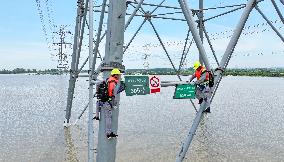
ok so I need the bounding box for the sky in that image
[0,0,283,70]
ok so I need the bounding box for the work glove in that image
[108,96,115,101]
[187,81,195,85]
[186,80,195,85]
[121,76,125,82]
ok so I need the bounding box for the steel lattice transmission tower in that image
[64,0,284,162]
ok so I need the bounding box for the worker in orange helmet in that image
[189,61,211,113]
[94,68,125,139]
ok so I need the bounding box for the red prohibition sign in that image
[150,76,160,87]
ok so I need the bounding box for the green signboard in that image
[173,84,196,99]
[125,75,150,96]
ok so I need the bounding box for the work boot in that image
[93,116,100,120]
[198,98,203,104]
[110,132,118,138]
[204,107,211,113]
[106,134,112,139]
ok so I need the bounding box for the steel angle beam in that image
[211,0,257,99]
[179,0,211,71]
[255,6,284,43]
[96,0,126,161]
[271,0,284,24]
[65,0,85,124]
[176,0,257,161]
[87,0,95,160]
[125,0,145,29]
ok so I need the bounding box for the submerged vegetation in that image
[1,68,284,77]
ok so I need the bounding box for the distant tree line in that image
[224,68,284,77]
[126,68,284,77]
[0,68,67,75]
[1,68,284,77]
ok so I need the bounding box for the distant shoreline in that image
[1,68,284,77]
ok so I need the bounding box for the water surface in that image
[0,74,283,162]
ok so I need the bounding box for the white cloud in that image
[0,42,56,70]
[122,23,284,69]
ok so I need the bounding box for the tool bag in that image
[208,71,214,87]
[96,81,110,102]
[201,70,215,87]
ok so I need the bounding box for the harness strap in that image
[200,80,209,85]
[107,101,113,109]
[200,70,210,81]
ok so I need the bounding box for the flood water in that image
[0,74,284,162]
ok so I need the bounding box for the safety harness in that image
[195,66,214,87]
[96,77,118,108]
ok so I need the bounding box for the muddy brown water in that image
[0,74,283,162]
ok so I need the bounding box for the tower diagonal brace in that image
[203,26,220,66]
[123,19,147,53]
[211,0,259,100]
[125,0,145,29]
[75,0,89,72]
[179,0,211,71]
[148,19,182,81]
[181,38,194,68]
[271,0,284,24]
[148,19,198,111]
[178,29,191,74]
[65,0,86,124]
[124,0,166,54]
[209,0,265,101]
[255,5,284,43]
[87,0,95,160]
[91,0,108,75]
[176,0,257,161]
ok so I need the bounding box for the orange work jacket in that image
[107,76,119,97]
[195,66,209,81]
